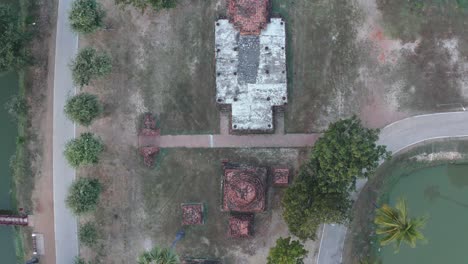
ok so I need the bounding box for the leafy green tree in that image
[71,47,112,87]
[66,178,102,215]
[267,237,308,264]
[64,132,104,168]
[0,4,29,71]
[282,168,351,240]
[69,0,105,34]
[312,115,390,193]
[64,93,102,126]
[375,198,426,252]
[79,222,99,247]
[137,246,179,264]
[115,0,176,11]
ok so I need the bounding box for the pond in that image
[0,71,20,263]
[378,164,468,263]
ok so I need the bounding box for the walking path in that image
[317,111,468,264]
[52,0,79,262]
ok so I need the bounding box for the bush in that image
[69,0,105,34]
[267,237,308,264]
[66,178,102,214]
[115,0,176,11]
[4,95,28,120]
[0,4,29,71]
[78,222,99,247]
[71,47,112,87]
[64,132,104,168]
[74,256,92,264]
[64,93,102,126]
[137,246,179,264]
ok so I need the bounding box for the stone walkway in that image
[156,112,318,148]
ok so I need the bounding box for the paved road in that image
[317,111,468,264]
[52,0,79,262]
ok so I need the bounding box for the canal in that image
[0,71,20,263]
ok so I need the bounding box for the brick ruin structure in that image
[181,203,204,226]
[222,163,267,213]
[272,167,289,187]
[216,0,287,133]
[228,214,254,238]
[138,113,160,167]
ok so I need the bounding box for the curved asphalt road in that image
[317,111,468,264]
[52,0,79,262]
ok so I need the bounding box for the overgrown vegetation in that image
[69,0,105,34]
[0,4,29,71]
[64,132,104,168]
[115,0,176,12]
[71,47,112,87]
[374,198,426,252]
[282,116,389,240]
[137,246,180,264]
[78,222,99,247]
[64,93,103,126]
[66,178,102,215]
[267,237,308,264]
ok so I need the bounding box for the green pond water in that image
[0,71,20,263]
[379,164,468,264]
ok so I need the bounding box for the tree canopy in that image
[375,198,426,252]
[66,178,102,215]
[64,93,102,126]
[312,115,390,193]
[282,168,351,240]
[267,237,308,264]
[137,246,179,264]
[0,4,29,71]
[64,132,104,168]
[114,0,176,12]
[282,116,389,240]
[69,0,105,34]
[71,47,112,87]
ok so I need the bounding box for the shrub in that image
[74,256,92,264]
[267,237,308,264]
[78,222,99,247]
[69,0,105,34]
[0,4,29,71]
[64,132,104,168]
[64,93,102,126]
[137,246,179,264]
[4,95,28,120]
[66,178,102,215]
[71,47,112,87]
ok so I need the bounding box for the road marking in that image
[316,224,326,264]
[210,135,214,148]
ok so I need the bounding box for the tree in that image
[4,95,28,120]
[267,237,308,264]
[137,246,179,264]
[311,115,390,193]
[66,178,102,215]
[282,168,352,240]
[115,0,176,12]
[0,4,29,71]
[374,198,426,252]
[64,93,102,126]
[78,222,99,247]
[71,47,112,87]
[64,132,104,168]
[69,0,105,34]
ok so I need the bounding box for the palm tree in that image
[374,198,427,252]
[137,246,180,264]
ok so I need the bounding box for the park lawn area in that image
[80,148,319,263]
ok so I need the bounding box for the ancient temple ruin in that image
[215,0,287,133]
